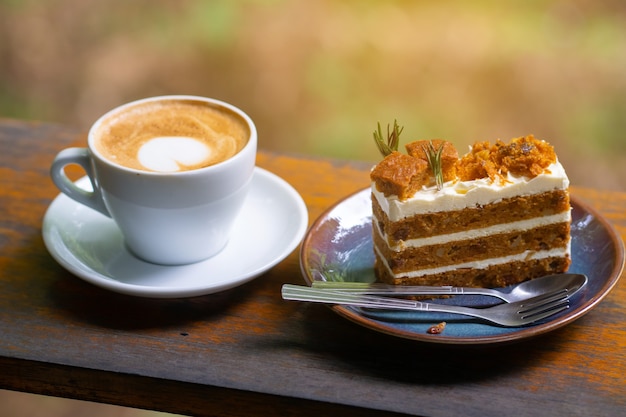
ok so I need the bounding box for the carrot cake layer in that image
[373,189,570,244]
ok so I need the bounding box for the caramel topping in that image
[372,134,559,199]
[457,135,556,181]
[493,135,557,178]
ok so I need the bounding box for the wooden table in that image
[1,118,625,417]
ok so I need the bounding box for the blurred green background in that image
[1,0,625,191]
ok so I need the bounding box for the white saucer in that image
[42,167,308,298]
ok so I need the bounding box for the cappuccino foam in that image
[94,100,249,172]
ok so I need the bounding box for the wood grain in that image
[1,119,624,417]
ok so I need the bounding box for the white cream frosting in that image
[372,161,569,222]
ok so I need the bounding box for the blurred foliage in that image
[1,0,625,190]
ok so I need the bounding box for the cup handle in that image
[50,148,111,217]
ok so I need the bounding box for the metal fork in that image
[281,284,571,326]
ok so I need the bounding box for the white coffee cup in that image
[50,95,257,265]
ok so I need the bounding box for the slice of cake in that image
[370,131,571,288]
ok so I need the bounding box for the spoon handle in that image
[310,281,505,300]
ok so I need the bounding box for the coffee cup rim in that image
[87,95,257,176]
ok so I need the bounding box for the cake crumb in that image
[427,322,446,334]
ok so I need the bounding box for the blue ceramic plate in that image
[299,189,624,344]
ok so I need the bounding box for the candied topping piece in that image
[494,135,557,178]
[456,135,557,181]
[406,139,459,183]
[456,141,500,181]
[370,152,429,200]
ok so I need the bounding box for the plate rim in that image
[299,188,625,345]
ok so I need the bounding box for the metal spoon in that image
[310,273,588,303]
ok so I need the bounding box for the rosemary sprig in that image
[422,141,445,191]
[373,120,403,157]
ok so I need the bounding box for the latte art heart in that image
[138,137,212,172]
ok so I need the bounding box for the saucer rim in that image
[42,167,308,298]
